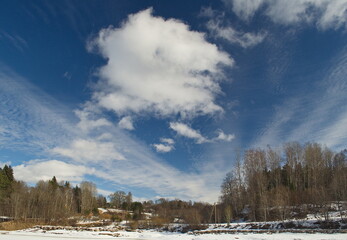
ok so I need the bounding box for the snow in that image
[1,228,347,240]
[1,211,347,240]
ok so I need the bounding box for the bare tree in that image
[80,181,97,215]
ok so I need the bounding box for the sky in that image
[1,0,347,203]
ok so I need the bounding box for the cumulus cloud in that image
[52,138,125,162]
[118,116,134,130]
[170,122,208,144]
[225,0,347,29]
[206,19,266,48]
[153,138,175,153]
[0,12,235,203]
[13,160,90,183]
[0,66,233,203]
[88,8,232,119]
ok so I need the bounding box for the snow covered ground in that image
[1,228,347,240]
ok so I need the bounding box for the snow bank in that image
[1,228,347,240]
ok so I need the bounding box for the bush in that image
[128,220,139,230]
[50,218,77,226]
[111,215,122,222]
[92,208,99,216]
[319,220,340,229]
[150,217,170,228]
[181,224,208,233]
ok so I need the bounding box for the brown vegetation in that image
[220,142,347,222]
[0,220,40,231]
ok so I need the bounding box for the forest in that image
[220,142,347,222]
[0,165,214,225]
[0,142,346,225]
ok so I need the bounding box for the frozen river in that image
[1,230,347,240]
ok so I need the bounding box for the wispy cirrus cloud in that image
[200,7,266,48]
[223,0,264,21]
[0,63,230,202]
[0,65,76,153]
[252,45,347,150]
[0,8,238,203]
[224,0,347,30]
[207,21,266,48]
[0,31,28,52]
[52,138,126,163]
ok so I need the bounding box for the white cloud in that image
[88,8,232,119]
[13,160,90,183]
[96,133,113,140]
[319,0,347,29]
[225,0,347,29]
[153,143,174,153]
[169,122,235,144]
[224,0,264,21]
[215,130,235,142]
[160,138,175,145]
[118,116,134,130]
[97,188,113,197]
[206,19,266,48]
[76,109,112,133]
[0,14,234,203]
[152,138,175,153]
[0,161,11,168]
[52,138,125,162]
[170,122,208,144]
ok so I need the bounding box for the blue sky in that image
[1,0,347,202]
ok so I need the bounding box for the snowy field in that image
[1,229,347,240]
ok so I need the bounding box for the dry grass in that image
[0,221,37,231]
[99,213,112,219]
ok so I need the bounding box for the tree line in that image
[0,166,220,226]
[0,168,108,222]
[220,142,347,222]
[0,167,214,224]
[2,141,345,225]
